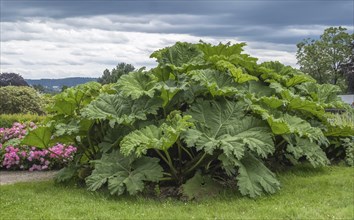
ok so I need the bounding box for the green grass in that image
[1,165,353,219]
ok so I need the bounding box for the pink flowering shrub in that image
[0,122,77,171]
[0,122,36,142]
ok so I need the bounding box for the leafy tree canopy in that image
[32,84,46,93]
[97,63,135,85]
[296,26,354,92]
[0,73,29,87]
[340,41,354,94]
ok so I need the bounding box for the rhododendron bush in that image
[0,122,76,171]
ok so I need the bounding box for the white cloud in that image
[0,15,311,79]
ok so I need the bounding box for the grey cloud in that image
[82,58,121,66]
[1,0,352,45]
[1,21,130,44]
[61,60,83,66]
[70,51,98,57]
[5,15,350,45]
[245,41,296,53]
[20,59,82,66]
[20,59,61,65]
[135,60,155,68]
[2,1,352,26]
[1,50,24,55]
[0,61,13,65]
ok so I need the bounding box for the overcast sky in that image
[1,0,353,79]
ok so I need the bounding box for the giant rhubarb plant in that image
[22,42,354,199]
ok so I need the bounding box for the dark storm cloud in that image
[2,1,352,26]
[1,0,352,24]
[1,0,352,44]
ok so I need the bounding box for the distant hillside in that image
[25,77,98,91]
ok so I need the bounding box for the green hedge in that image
[0,114,47,128]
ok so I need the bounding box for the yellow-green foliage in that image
[0,114,47,128]
[0,86,45,115]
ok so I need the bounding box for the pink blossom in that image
[1,122,77,171]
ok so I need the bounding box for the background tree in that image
[32,84,46,93]
[296,26,354,92]
[0,73,29,87]
[97,63,135,84]
[61,85,68,92]
[340,41,354,94]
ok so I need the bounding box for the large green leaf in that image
[219,152,280,198]
[81,94,162,127]
[283,114,327,144]
[55,165,79,183]
[259,61,316,88]
[266,115,292,135]
[260,96,284,109]
[21,126,54,149]
[188,69,240,96]
[53,119,93,137]
[183,99,274,159]
[260,61,293,75]
[284,136,329,167]
[246,81,275,98]
[236,152,280,197]
[259,61,299,85]
[54,121,80,137]
[116,70,159,100]
[49,100,76,116]
[248,104,290,135]
[159,74,189,107]
[48,82,102,116]
[86,151,163,196]
[259,62,289,83]
[281,90,325,118]
[181,171,222,200]
[120,111,193,156]
[296,83,342,104]
[98,125,133,153]
[249,104,327,144]
[150,42,204,71]
[245,93,284,110]
[285,74,316,87]
[197,42,246,58]
[215,60,258,83]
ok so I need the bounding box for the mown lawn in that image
[0,165,353,219]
